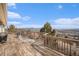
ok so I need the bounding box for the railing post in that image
[72,42,76,56]
[76,41,79,56]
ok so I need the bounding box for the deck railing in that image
[18,31,79,56]
[43,35,79,56]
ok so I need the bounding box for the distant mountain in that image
[56,29,79,36]
[16,28,79,33]
[16,28,41,32]
[56,29,79,32]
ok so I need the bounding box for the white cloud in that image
[16,24,43,28]
[8,3,16,9]
[8,21,21,25]
[55,18,72,25]
[22,16,31,21]
[8,11,31,27]
[58,5,63,9]
[8,11,31,21]
[52,17,79,29]
[52,24,79,29]
[8,11,21,19]
[54,17,79,25]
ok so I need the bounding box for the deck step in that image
[32,44,65,56]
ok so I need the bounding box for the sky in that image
[8,3,79,29]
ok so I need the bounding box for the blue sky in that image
[8,3,79,29]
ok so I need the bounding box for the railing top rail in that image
[44,35,79,42]
[55,37,79,42]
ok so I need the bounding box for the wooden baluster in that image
[59,40,60,52]
[45,37,47,46]
[49,38,51,48]
[44,36,45,46]
[48,38,50,48]
[69,43,72,56]
[67,41,69,55]
[60,40,62,52]
[64,41,66,54]
[56,39,58,50]
[57,40,59,50]
[53,39,55,49]
[57,40,58,50]
[50,39,51,48]
[45,36,46,46]
[44,39,45,46]
[60,40,61,51]
[51,39,53,49]
[47,37,48,47]
[56,39,57,50]
[61,40,63,51]
[54,39,56,49]
[51,39,53,48]
[48,37,49,47]
[65,41,67,55]
[62,40,64,52]
[50,38,52,49]
[45,38,46,46]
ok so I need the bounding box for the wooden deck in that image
[0,34,66,56]
[0,34,42,56]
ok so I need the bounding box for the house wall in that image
[0,3,7,25]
